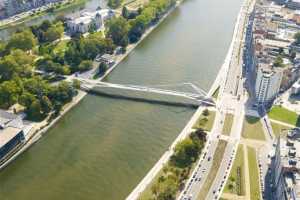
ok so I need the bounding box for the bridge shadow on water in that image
[88,89,200,109]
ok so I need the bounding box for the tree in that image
[78,60,93,72]
[50,81,75,104]
[10,49,34,77]
[43,22,64,43]
[203,109,209,116]
[106,17,129,47]
[40,95,53,114]
[0,40,6,56]
[6,30,37,51]
[122,6,129,19]
[171,138,200,168]
[72,79,81,89]
[0,55,19,81]
[98,62,108,74]
[108,0,122,9]
[28,99,42,120]
[273,56,284,67]
[0,80,21,108]
[19,91,36,108]
[0,50,34,81]
[228,183,234,192]
[157,178,177,200]
[294,32,300,45]
[31,20,64,43]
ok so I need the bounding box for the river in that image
[0,0,243,199]
[0,0,106,40]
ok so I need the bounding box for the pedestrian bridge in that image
[78,78,215,106]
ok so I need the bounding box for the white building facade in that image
[66,9,114,34]
[255,65,283,105]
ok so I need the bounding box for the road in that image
[178,0,255,199]
[0,0,73,27]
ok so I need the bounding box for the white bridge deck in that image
[78,78,215,106]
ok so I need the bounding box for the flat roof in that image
[0,127,22,148]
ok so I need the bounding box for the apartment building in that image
[255,64,283,104]
[0,0,63,18]
[271,132,300,200]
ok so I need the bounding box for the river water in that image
[0,0,243,199]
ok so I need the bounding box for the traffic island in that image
[196,140,228,200]
[247,146,261,200]
[222,114,234,136]
[223,144,245,196]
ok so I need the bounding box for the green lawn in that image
[193,110,216,132]
[247,147,261,200]
[224,145,245,195]
[242,116,265,141]
[197,140,227,200]
[268,106,300,127]
[271,122,291,138]
[222,114,234,136]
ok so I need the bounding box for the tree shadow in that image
[296,116,300,127]
[245,115,260,124]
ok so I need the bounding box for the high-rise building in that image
[255,64,283,105]
[271,133,300,200]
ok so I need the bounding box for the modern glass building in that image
[0,127,25,161]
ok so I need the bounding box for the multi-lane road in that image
[179,0,255,199]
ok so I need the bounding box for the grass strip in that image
[247,146,261,200]
[222,114,234,136]
[197,140,228,200]
[193,110,216,132]
[242,116,265,141]
[224,144,245,195]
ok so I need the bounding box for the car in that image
[207,156,211,161]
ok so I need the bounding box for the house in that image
[66,9,114,34]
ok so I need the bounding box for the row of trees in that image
[105,0,176,48]
[0,21,78,120]
[0,76,77,120]
[149,129,207,200]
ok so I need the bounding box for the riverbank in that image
[0,0,87,31]
[0,0,183,171]
[99,0,182,81]
[0,90,87,170]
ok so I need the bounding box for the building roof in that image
[0,127,22,148]
[68,9,113,25]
